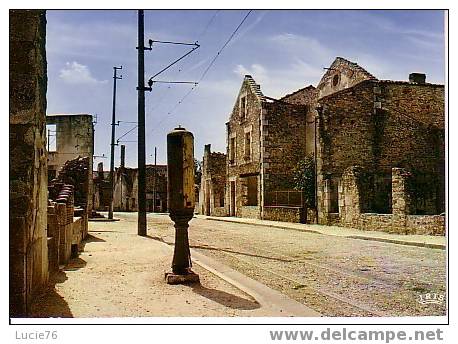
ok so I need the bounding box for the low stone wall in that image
[406,215,445,235]
[47,201,88,270]
[358,213,394,233]
[352,213,445,235]
[212,207,227,217]
[240,206,260,219]
[263,206,305,223]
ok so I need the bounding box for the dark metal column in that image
[137,10,147,236]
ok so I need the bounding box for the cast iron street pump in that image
[165,126,200,284]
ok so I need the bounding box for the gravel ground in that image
[29,215,277,318]
[145,213,446,317]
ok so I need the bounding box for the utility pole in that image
[153,146,157,213]
[137,10,152,236]
[108,65,123,220]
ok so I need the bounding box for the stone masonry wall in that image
[263,206,305,223]
[316,81,375,223]
[377,82,445,214]
[9,10,48,317]
[280,86,318,156]
[262,101,308,193]
[336,166,445,235]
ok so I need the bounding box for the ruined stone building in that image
[94,159,168,213]
[224,75,310,221]
[209,57,445,235]
[92,161,111,210]
[10,10,48,317]
[46,113,94,212]
[313,58,445,234]
[199,144,227,216]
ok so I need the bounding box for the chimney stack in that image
[204,144,211,156]
[120,145,125,168]
[409,73,426,84]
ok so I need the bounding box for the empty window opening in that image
[246,175,258,206]
[332,74,339,87]
[244,132,251,160]
[240,96,247,120]
[329,177,339,213]
[230,137,236,163]
[46,124,57,152]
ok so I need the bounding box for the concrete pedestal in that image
[165,270,200,285]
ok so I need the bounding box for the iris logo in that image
[417,293,445,305]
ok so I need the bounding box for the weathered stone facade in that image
[199,144,226,216]
[10,10,48,317]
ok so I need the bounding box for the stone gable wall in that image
[226,77,263,217]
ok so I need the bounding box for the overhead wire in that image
[148,10,253,135]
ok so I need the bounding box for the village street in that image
[31,212,446,318]
[146,213,446,317]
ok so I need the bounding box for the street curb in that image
[190,249,322,317]
[152,236,321,317]
[199,217,446,250]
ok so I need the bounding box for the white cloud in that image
[59,61,107,85]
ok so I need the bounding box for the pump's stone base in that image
[165,271,200,285]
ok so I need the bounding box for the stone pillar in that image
[9,10,48,317]
[391,167,412,233]
[323,179,332,215]
[47,205,60,274]
[340,166,362,227]
[392,168,412,216]
[56,202,70,264]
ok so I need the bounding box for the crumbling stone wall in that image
[337,166,444,235]
[316,78,445,224]
[316,57,376,99]
[200,144,227,216]
[9,9,48,317]
[376,82,445,214]
[262,101,308,193]
[281,85,318,155]
[111,165,167,212]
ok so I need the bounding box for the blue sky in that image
[45,10,445,168]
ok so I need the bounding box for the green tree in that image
[292,154,316,208]
[194,158,202,185]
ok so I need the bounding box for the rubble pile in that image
[50,156,90,210]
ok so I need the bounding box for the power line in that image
[197,10,219,39]
[117,125,138,142]
[147,10,253,136]
[199,10,252,82]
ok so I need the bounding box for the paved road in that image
[141,212,446,317]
